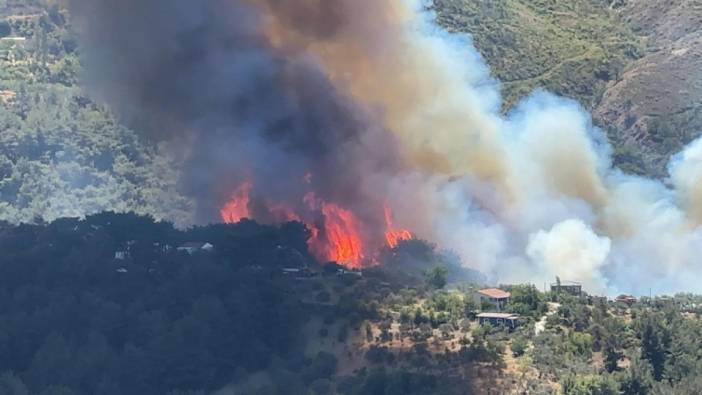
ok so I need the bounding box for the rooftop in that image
[477,288,511,299]
[179,242,211,248]
[616,295,637,301]
[551,281,582,287]
[477,312,519,319]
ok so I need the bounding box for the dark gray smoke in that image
[68,0,400,237]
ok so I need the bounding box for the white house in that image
[114,250,129,260]
[177,242,214,254]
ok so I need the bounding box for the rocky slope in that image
[434,0,702,177]
[597,0,702,177]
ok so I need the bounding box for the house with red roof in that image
[474,288,511,311]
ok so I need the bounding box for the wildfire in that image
[304,192,365,268]
[220,181,252,223]
[219,181,412,269]
[384,205,413,248]
[314,202,365,268]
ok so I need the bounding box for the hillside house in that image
[0,90,15,104]
[153,242,173,253]
[114,250,129,260]
[477,312,520,329]
[615,295,637,306]
[551,281,583,297]
[474,288,511,311]
[281,267,316,280]
[177,242,214,254]
[337,268,362,277]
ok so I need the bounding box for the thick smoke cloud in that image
[68,0,402,247]
[70,0,702,295]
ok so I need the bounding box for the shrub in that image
[512,336,528,357]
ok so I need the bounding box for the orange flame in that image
[219,182,411,269]
[220,181,252,223]
[307,195,365,268]
[384,205,412,248]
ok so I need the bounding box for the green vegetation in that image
[433,0,642,111]
[0,2,193,225]
[3,213,702,393]
[0,214,494,393]
[526,293,702,394]
[0,214,313,393]
[424,265,449,289]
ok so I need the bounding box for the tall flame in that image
[220,182,411,269]
[220,181,252,223]
[315,202,364,268]
[384,205,412,248]
[304,192,365,268]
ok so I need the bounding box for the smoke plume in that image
[69,0,702,295]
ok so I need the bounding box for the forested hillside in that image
[1,214,702,394]
[0,214,312,394]
[0,213,488,394]
[0,1,193,226]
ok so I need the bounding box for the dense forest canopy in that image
[0,213,313,394]
[0,0,193,226]
[0,212,486,394]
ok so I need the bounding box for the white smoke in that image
[378,1,702,296]
[68,0,702,296]
[526,219,611,294]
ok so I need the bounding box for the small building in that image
[615,295,637,306]
[114,250,129,260]
[337,268,362,277]
[281,267,317,280]
[474,288,511,311]
[322,262,345,276]
[0,90,15,104]
[0,37,26,43]
[551,281,582,297]
[177,242,214,254]
[477,312,520,329]
[153,242,173,253]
